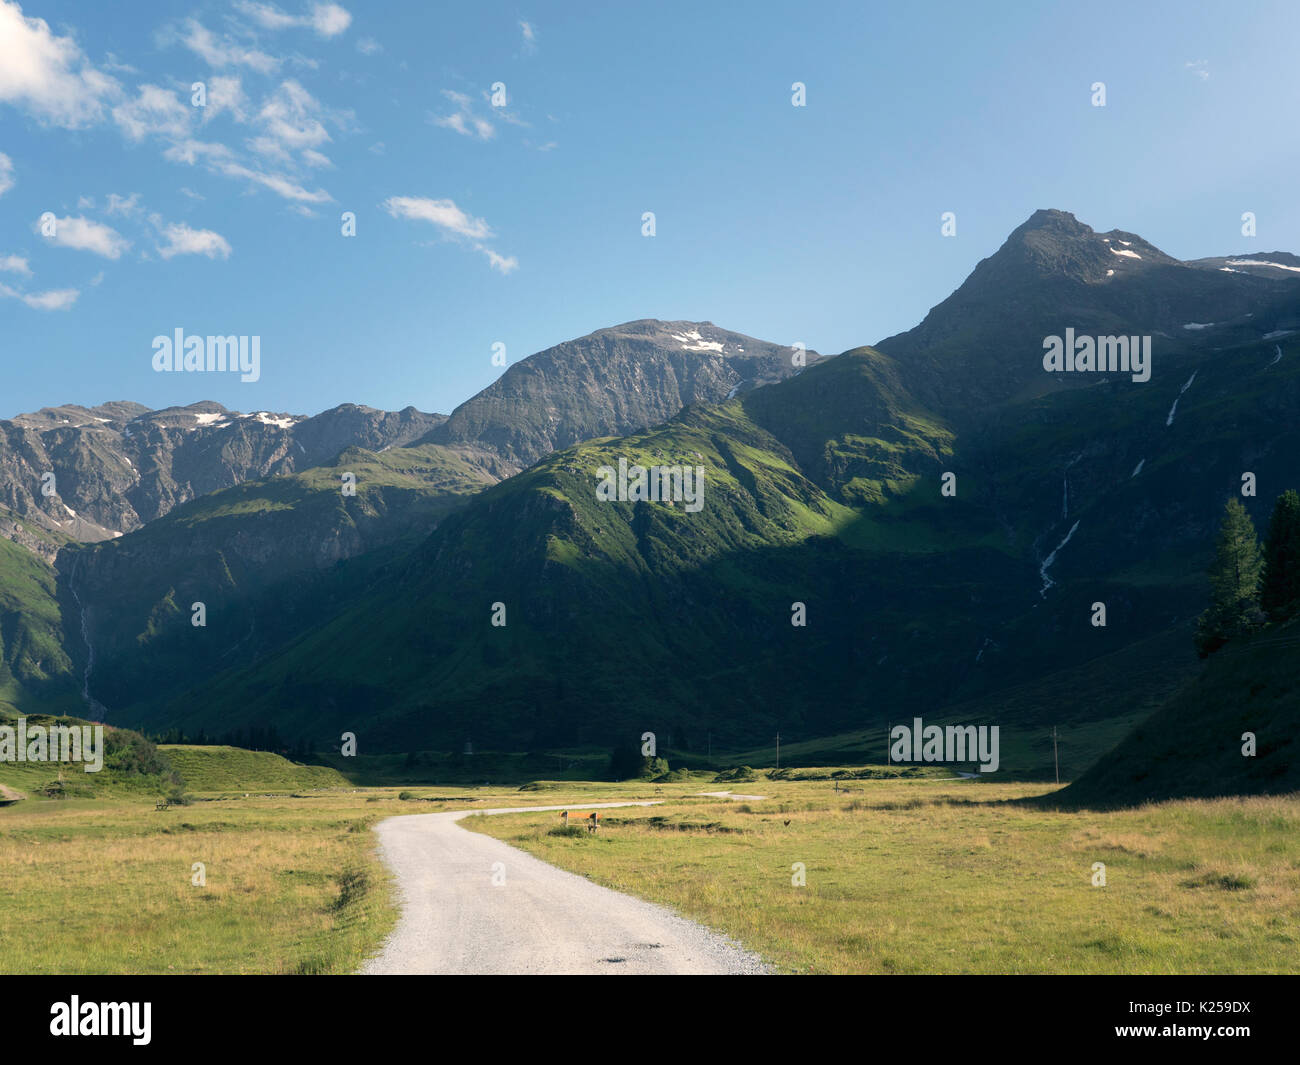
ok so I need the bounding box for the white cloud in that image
[430,90,495,140]
[0,253,30,275]
[309,3,352,36]
[213,159,331,203]
[205,75,248,122]
[178,18,280,74]
[382,195,517,273]
[235,1,300,31]
[101,53,138,75]
[257,79,331,150]
[519,20,537,52]
[163,138,235,165]
[0,281,78,310]
[483,248,518,275]
[383,195,492,239]
[165,135,330,204]
[356,36,381,55]
[37,215,130,259]
[236,2,352,37]
[157,221,232,260]
[112,83,191,141]
[301,147,333,168]
[247,134,294,163]
[106,192,141,215]
[0,0,119,126]
[0,151,13,196]
[1186,60,1209,81]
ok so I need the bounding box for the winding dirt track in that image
[360,802,768,975]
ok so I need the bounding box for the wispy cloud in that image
[106,192,142,215]
[0,281,79,311]
[36,215,130,259]
[1186,60,1209,81]
[519,20,537,53]
[175,18,280,74]
[236,2,353,38]
[482,248,519,274]
[214,159,332,203]
[156,221,233,260]
[429,90,495,140]
[356,36,381,55]
[112,83,191,141]
[382,195,517,274]
[0,253,30,275]
[257,78,331,150]
[205,75,249,122]
[0,152,13,196]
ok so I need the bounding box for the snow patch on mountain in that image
[670,329,725,353]
[1226,258,1300,274]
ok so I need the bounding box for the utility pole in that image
[775,732,781,770]
[1053,726,1060,785]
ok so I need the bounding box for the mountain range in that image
[2,209,1296,792]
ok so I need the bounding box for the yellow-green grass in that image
[468,778,1300,974]
[160,745,350,794]
[0,779,689,974]
[6,773,1298,975]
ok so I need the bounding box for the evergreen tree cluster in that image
[1196,490,1300,657]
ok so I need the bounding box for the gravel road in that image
[360,802,769,975]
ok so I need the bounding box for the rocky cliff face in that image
[0,400,448,548]
[425,319,823,471]
[877,209,1300,415]
[1,319,816,719]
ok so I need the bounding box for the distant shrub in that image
[606,745,669,781]
[166,787,193,806]
[397,790,415,801]
[654,768,692,783]
[713,766,757,783]
[547,826,588,838]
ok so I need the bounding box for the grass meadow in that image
[2,762,1296,974]
[467,778,1300,974]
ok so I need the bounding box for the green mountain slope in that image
[61,442,497,715]
[0,537,80,716]
[130,341,1199,756]
[1059,620,1300,806]
[28,211,1300,804]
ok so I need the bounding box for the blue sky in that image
[2,0,1298,420]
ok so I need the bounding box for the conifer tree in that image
[1261,489,1300,622]
[1195,498,1264,657]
